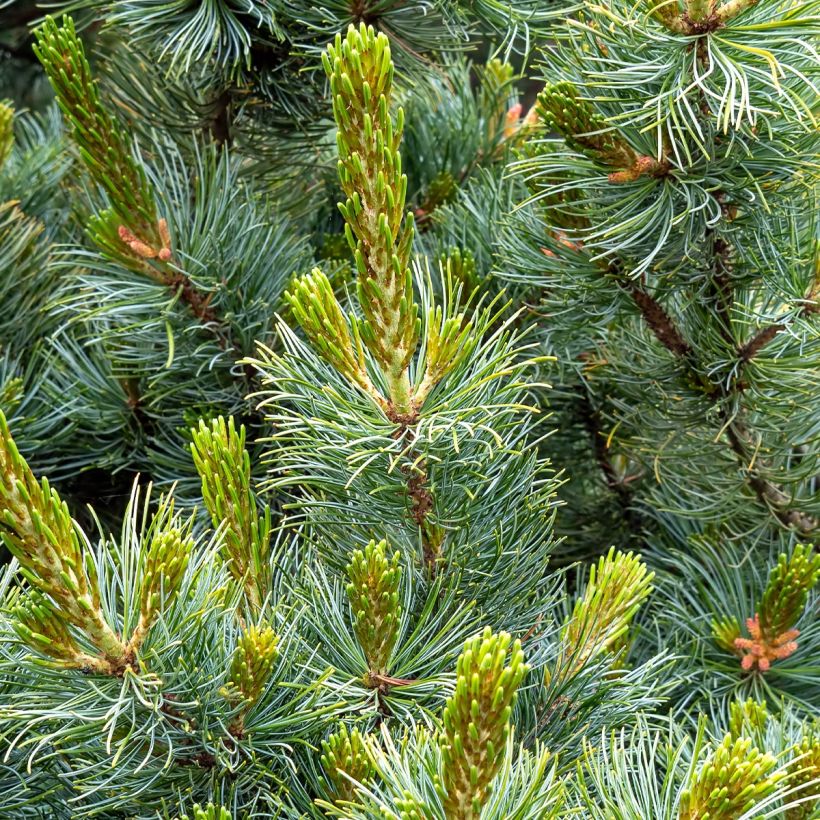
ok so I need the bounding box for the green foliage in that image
[439,628,528,819]
[33,15,166,264]
[0,101,12,170]
[346,539,402,682]
[559,547,654,673]
[191,416,271,609]
[321,24,419,414]
[759,545,820,639]
[320,724,375,805]
[179,803,232,820]
[1,3,818,819]
[678,733,783,819]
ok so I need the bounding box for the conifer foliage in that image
[0,0,818,817]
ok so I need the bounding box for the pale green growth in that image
[537,82,666,183]
[320,724,375,805]
[679,734,783,819]
[10,588,102,671]
[438,627,528,820]
[728,699,769,740]
[191,416,271,610]
[0,102,13,170]
[711,615,741,653]
[441,248,480,296]
[129,499,192,652]
[559,547,654,674]
[221,624,280,728]
[322,23,419,416]
[179,804,232,820]
[0,408,129,673]
[785,730,820,819]
[33,16,169,266]
[759,545,819,639]
[346,539,402,684]
[414,265,477,408]
[285,268,387,409]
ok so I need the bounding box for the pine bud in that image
[679,734,783,819]
[191,416,271,610]
[711,615,741,653]
[130,509,192,650]
[320,724,375,804]
[439,627,528,820]
[179,804,232,820]
[728,699,768,740]
[0,409,128,672]
[442,248,480,296]
[759,545,819,638]
[0,102,13,170]
[285,269,386,406]
[10,589,95,669]
[32,16,165,266]
[222,624,280,711]
[732,546,818,673]
[346,539,402,683]
[560,547,654,674]
[785,731,820,819]
[537,82,666,183]
[323,24,419,413]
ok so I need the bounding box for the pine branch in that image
[33,15,226,338]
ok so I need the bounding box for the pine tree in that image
[0,0,818,818]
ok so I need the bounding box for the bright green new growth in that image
[0,409,128,673]
[191,416,271,610]
[442,248,480,296]
[221,624,279,730]
[179,804,232,820]
[321,23,419,416]
[786,730,820,820]
[728,699,769,740]
[320,723,375,805]
[561,547,654,672]
[759,545,819,639]
[439,627,528,820]
[132,502,192,650]
[32,15,168,264]
[345,539,402,684]
[0,102,12,170]
[536,82,665,183]
[678,734,783,820]
[285,268,385,408]
[711,615,742,653]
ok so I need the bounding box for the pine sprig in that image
[320,724,375,805]
[559,548,654,673]
[284,268,387,409]
[536,82,667,183]
[130,499,192,651]
[33,16,168,264]
[733,546,819,673]
[345,539,402,685]
[758,545,820,639]
[679,733,784,819]
[438,627,528,819]
[220,623,280,733]
[321,23,419,416]
[191,416,272,610]
[0,409,129,673]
